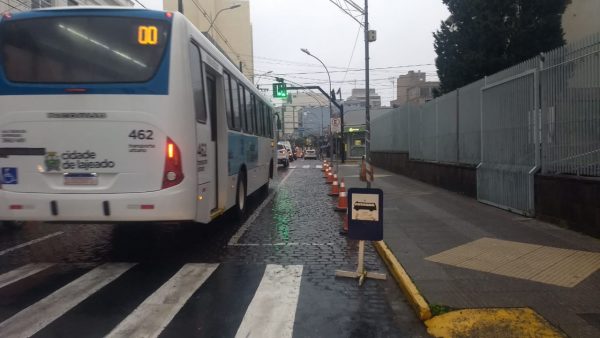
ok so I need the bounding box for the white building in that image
[344,88,381,109]
[164,0,254,81]
[562,0,600,44]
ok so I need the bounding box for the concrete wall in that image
[370,152,477,198]
[535,174,600,238]
[372,151,600,239]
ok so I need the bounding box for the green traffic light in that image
[272,83,287,98]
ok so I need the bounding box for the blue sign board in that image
[347,188,383,241]
[1,167,18,184]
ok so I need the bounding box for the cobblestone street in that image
[0,160,427,338]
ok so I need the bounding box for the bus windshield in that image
[0,16,170,83]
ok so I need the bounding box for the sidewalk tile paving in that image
[336,163,600,338]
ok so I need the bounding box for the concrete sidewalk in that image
[336,163,600,337]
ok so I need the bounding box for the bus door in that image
[204,71,219,211]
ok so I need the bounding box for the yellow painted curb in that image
[373,240,432,320]
[425,308,567,338]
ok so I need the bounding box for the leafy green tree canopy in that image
[434,0,568,94]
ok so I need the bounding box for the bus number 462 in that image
[129,129,154,140]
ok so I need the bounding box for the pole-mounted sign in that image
[335,187,386,286]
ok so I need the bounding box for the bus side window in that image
[253,96,260,136]
[245,88,253,134]
[268,108,273,138]
[223,72,234,130]
[259,102,266,137]
[230,79,241,131]
[250,94,257,135]
[189,42,206,123]
[238,83,247,132]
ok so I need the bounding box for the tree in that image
[434,0,568,94]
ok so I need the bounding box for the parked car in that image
[277,144,289,167]
[278,141,294,162]
[304,149,317,159]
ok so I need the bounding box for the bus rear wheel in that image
[234,171,247,220]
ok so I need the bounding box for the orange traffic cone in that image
[335,190,348,212]
[340,213,348,235]
[323,166,329,178]
[339,178,346,194]
[328,176,339,196]
[326,171,334,184]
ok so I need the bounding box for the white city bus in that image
[0,8,275,224]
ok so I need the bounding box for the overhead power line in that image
[265,63,435,76]
[133,0,146,9]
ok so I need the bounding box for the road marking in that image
[0,232,64,256]
[315,165,323,169]
[230,242,335,247]
[302,165,310,169]
[106,263,218,338]
[235,264,303,338]
[0,263,55,290]
[228,170,294,246]
[0,263,135,338]
[289,166,297,169]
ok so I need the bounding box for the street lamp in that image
[300,48,334,159]
[255,70,273,87]
[205,4,241,36]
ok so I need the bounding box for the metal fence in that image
[420,101,437,161]
[458,79,485,164]
[372,33,600,215]
[370,31,600,216]
[436,91,458,163]
[408,104,423,159]
[478,57,540,216]
[541,33,600,177]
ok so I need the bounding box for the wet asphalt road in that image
[0,159,428,338]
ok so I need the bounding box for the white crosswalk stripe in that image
[286,165,324,169]
[0,262,305,338]
[106,263,219,338]
[0,263,54,289]
[235,265,303,338]
[0,263,135,338]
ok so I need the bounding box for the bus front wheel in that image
[234,171,247,220]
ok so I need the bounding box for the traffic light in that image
[273,82,287,98]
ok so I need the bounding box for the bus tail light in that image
[161,137,184,189]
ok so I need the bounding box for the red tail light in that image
[161,137,184,189]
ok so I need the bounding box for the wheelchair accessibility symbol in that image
[1,168,18,185]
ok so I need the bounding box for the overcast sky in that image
[141,0,450,106]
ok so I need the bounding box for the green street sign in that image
[272,83,287,98]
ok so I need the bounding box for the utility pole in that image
[338,89,346,163]
[364,0,371,188]
[178,0,183,14]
